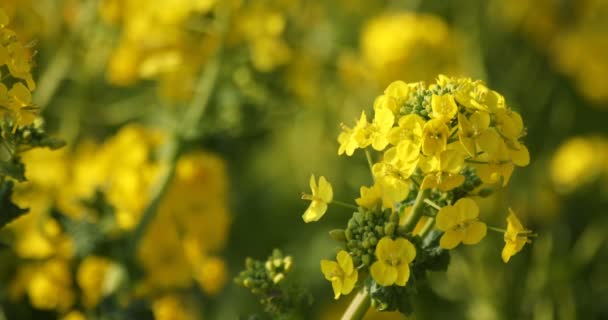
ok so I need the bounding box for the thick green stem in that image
[341,288,370,320]
[402,188,430,232]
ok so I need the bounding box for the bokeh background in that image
[0,0,607,319]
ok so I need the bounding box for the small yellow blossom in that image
[494,108,524,140]
[419,148,466,191]
[457,111,499,156]
[384,80,411,106]
[321,250,358,299]
[302,175,333,223]
[422,118,449,155]
[370,237,416,286]
[502,209,533,263]
[353,108,395,151]
[373,94,399,115]
[389,114,425,161]
[372,148,415,207]
[472,140,515,186]
[436,198,487,249]
[431,94,458,122]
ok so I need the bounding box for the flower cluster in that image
[6,125,230,318]
[303,75,534,315]
[0,8,37,127]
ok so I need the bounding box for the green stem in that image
[402,188,430,232]
[423,198,442,211]
[331,199,359,210]
[341,288,370,320]
[418,217,435,238]
[365,149,375,181]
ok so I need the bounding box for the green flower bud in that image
[329,229,347,242]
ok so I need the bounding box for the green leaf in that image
[0,158,26,181]
[0,180,28,229]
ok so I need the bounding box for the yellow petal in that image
[436,206,457,231]
[462,221,487,245]
[320,260,339,280]
[331,279,342,299]
[440,229,464,249]
[394,264,410,286]
[370,262,397,286]
[337,251,354,275]
[302,201,327,223]
[394,238,416,263]
[341,272,358,295]
[455,198,479,220]
[318,176,333,203]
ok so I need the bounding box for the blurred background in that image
[0,0,607,319]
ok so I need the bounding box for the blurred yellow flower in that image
[551,136,607,193]
[360,13,464,86]
[302,175,333,223]
[321,250,358,299]
[370,237,416,287]
[502,209,533,263]
[153,294,198,320]
[77,256,114,308]
[27,259,75,311]
[436,198,487,249]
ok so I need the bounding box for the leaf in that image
[0,180,28,229]
[0,158,26,181]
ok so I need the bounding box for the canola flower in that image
[502,209,534,263]
[321,250,358,299]
[302,175,333,223]
[302,75,534,318]
[7,125,231,317]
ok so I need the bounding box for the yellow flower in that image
[431,94,458,122]
[384,80,411,106]
[472,139,515,186]
[372,148,415,208]
[321,250,358,299]
[195,256,227,295]
[355,183,385,209]
[370,237,416,287]
[494,108,524,141]
[302,175,333,223]
[153,294,197,320]
[502,209,533,263]
[61,311,86,320]
[419,148,466,191]
[388,114,425,161]
[457,111,500,157]
[27,259,75,311]
[338,125,358,156]
[77,256,113,308]
[338,112,370,156]
[6,82,38,126]
[422,118,449,155]
[353,108,395,151]
[436,198,487,249]
[373,94,399,115]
